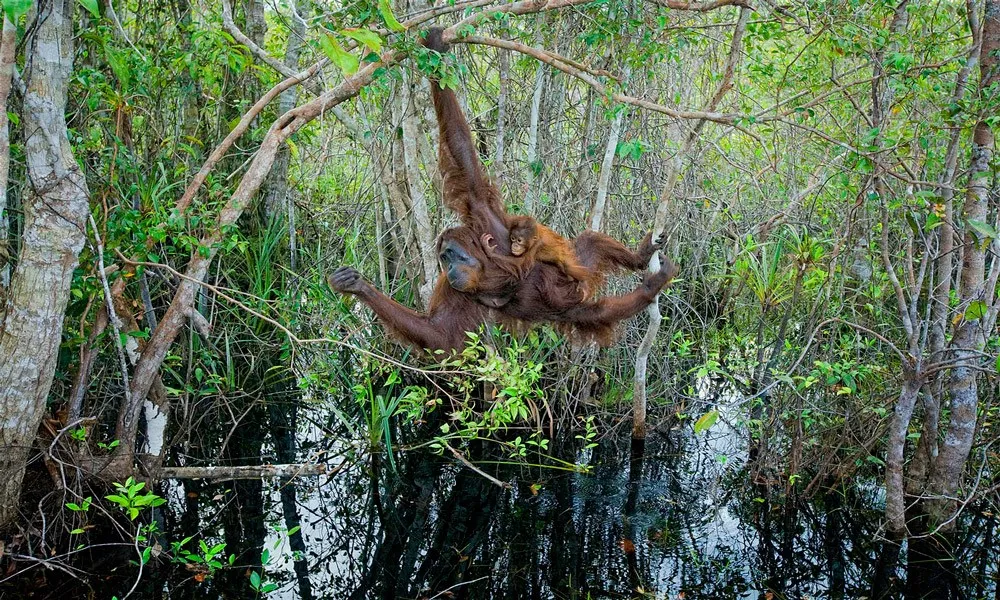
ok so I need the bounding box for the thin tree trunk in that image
[589,107,625,232]
[886,374,922,533]
[263,3,304,223]
[0,15,15,293]
[924,0,998,531]
[523,18,546,213]
[0,0,90,528]
[632,7,749,440]
[401,74,438,306]
[910,0,982,494]
[495,49,509,179]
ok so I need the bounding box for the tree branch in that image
[455,34,737,123]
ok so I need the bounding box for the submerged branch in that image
[160,463,339,481]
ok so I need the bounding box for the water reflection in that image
[18,399,996,599]
[142,399,997,600]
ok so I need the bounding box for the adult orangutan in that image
[329,28,677,353]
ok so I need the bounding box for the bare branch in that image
[456,34,737,123]
[160,463,340,481]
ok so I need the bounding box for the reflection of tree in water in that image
[151,413,1000,600]
[339,424,998,600]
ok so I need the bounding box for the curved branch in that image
[454,34,737,123]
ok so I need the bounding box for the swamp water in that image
[6,402,1000,599]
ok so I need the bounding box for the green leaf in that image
[340,28,382,54]
[70,528,85,534]
[967,218,999,242]
[3,0,31,20]
[77,0,99,18]
[693,410,719,435]
[377,0,405,32]
[965,300,987,321]
[925,213,942,230]
[319,33,359,75]
[249,571,262,589]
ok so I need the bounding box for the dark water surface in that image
[158,412,998,599]
[6,404,1000,599]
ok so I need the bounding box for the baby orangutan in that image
[489,215,593,292]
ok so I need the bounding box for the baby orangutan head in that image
[508,216,539,257]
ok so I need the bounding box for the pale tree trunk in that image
[401,73,439,306]
[589,106,625,232]
[885,373,922,532]
[907,0,980,498]
[0,0,90,528]
[925,0,999,527]
[495,49,509,179]
[263,0,304,273]
[0,15,15,293]
[523,16,546,213]
[390,95,421,277]
[869,0,921,536]
[352,103,411,284]
[632,7,749,439]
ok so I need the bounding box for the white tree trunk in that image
[401,75,438,306]
[0,0,90,527]
[632,7,749,440]
[589,108,625,232]
[523,29,546,212]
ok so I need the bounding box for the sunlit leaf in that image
[3,0,30,20]
[319,33,358,75]
[693,410,718,435]
[967,218,999,242]
[77,0,99,18]
[377,0,405,32]
[925,213,942,230]
[340,28,382,54]
[965,300,987,321]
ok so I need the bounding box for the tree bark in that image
[262,2,304,224]
[886,374,922,533]
[0,0,90,528]
[495,49,509,178]
[925,0,999,529]
[909,0,981,493]
[523,17,547,213]
[0,15,16,293]
[401,74,439,306]
[589,107,625,232]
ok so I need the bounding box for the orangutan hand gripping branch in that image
[329,27,678,353]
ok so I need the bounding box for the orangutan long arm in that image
[425,28,511,252]
[559,261,678,326]
[332,269,483,352]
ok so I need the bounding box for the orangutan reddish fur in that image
[506,216,592,283]
[327,28,677,353]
